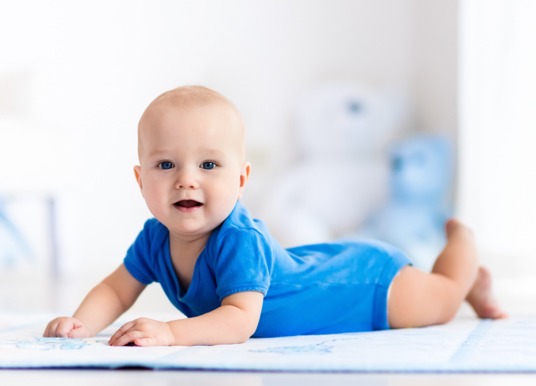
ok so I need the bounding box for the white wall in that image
[412,0,458,136]
[0,1,458,281]
[458,0,536,275]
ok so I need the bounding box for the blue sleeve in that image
[123,219,160,285]
[210,228,274,301]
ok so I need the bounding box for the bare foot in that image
[466,266,508,319]
[445,218,473,240]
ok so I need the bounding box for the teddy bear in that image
[259,82,405,247]
[358,134,454,271]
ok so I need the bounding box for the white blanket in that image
[1,314,534,372]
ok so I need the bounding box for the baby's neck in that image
[168,233,209,291]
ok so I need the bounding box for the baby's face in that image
[135,99,249,241]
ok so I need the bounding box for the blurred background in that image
[0,0,535,315]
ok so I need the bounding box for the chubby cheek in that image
[213,185,242,213]
[140,189,158,215]
[139,181,165,212]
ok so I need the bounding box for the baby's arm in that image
[108,291,264,346]
[43,264,146,338]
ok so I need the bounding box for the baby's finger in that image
[45,318,66,337]
[68,325,88,339]
[43,321,57,337]
[109,321,135,345]
[132,337,154,347]
[109,329,143,347]
[55,320,75,338]
[133,336,162,347]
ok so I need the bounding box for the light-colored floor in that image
[2,270,536,384]
[2,370,536,386]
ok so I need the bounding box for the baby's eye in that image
[158,161,174,170]
[200,161,217,170]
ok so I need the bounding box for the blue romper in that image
[124,201,410,337]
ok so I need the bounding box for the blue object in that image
[124,201,410,337]
[0,196,33,268]
[360,134,454,271]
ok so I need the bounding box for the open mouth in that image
[174,199,203,209]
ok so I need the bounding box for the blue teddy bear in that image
[360,134,453,271]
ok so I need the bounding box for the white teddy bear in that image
[260,83,405,247]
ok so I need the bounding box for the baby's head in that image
[135,85,250,238]
[138,85,246,163]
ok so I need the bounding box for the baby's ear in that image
[238,162,251,195]
[134,165,143,189]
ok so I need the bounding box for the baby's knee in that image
[388,267,463,328]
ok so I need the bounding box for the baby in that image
[44,85,506,346]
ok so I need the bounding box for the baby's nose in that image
[174,168,199,189]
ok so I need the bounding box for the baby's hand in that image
[43,317,91,338]
[108,317,174,347]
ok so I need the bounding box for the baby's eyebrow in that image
[202,149,226,158]
[143,148,228,161]
[145,149,171,158]
[206,149,226,155]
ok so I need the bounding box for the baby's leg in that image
[387,219,504,328]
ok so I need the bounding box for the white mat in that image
[1,314,535,372]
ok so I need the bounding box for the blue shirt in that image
[124,201,410,337]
